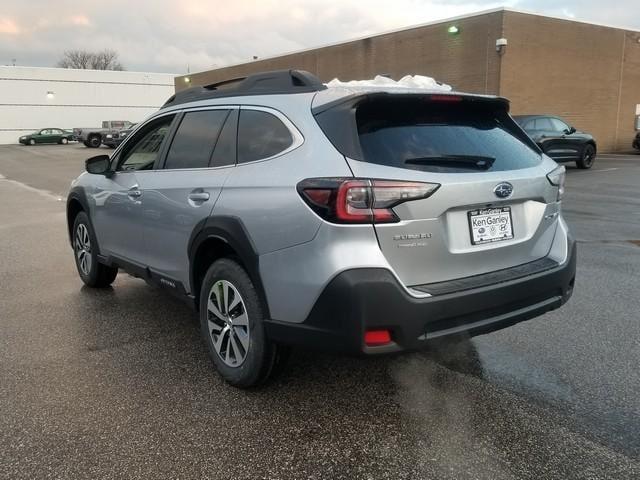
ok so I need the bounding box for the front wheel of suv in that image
[199,258,280,387]
[72,212,118,287]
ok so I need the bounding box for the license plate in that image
[468,206,514,245]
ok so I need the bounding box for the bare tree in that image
[57,49,125,71]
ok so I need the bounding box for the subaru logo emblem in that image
[494,182,513,199]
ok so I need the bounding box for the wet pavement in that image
[1,144,639,479]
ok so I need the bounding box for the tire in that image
[87,135,101,148]
[72,211,118,288]
[28,139,35,145]
[60,137,68,145]
[577,144,596,169]
[199,258,282,387]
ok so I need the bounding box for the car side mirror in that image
[565,126,577,135]
[85,155,111,175]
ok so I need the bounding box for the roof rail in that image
[162,69,326,108]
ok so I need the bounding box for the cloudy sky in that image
[0,0,638,74]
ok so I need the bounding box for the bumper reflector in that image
[365,329,392,346]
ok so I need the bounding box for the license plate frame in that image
[467,206,514,245]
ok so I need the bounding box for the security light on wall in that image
[447,25,460,35]
[184,77,191,83]
[496,38,508,54]
[46,91,55,99]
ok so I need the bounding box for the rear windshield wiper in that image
[404,155,495,170]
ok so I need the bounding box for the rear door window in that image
[532,117,554,131]
[237,110,293,164]
[354,97,542,173]
[164,109,230,170]
[210,109,238,168]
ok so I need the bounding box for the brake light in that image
[297,178,440,224]
[429,94,463,102]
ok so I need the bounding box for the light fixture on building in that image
[46,91,55,99]
[184,76,191,83]
[447,25,460,35]
[496,37,508,54]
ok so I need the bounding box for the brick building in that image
[175,8,640,152]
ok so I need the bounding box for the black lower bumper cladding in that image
[265,241,576,354]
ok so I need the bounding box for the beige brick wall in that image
[501,11,640,152]
[176,10,640,152]
[176,11,505,95]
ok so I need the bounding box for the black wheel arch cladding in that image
[188,216,270,318]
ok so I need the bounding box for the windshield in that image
[356,97,541,172]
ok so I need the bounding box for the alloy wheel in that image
[207,280,250,367]
[583,147,595,167]
[74,224,92,275]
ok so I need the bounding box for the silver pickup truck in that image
[73,120,133,148]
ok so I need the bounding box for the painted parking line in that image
[592,168,620,173]
[0,172,65,201]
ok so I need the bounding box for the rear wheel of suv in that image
[199,258,279,387]
[577,144,595,169]
[72,212,118,287]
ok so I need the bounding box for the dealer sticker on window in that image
[468,206,514,245]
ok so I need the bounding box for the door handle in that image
[188,192,210,202]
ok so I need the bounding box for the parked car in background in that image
[73,120,134,148]
[67,70,575,387]
[633,132,640,152]
[19,128,74,145]
[513,115,597,169]
[102,125,136,148]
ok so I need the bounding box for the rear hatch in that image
[314,92,561,287]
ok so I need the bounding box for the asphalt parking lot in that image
[1,143,639,479]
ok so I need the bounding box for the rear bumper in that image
[264,239,576,354]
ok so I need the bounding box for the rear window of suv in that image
[316,95,542,173]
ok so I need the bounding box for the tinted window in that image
[237,110,293,163]
[118,115,174,171]
[550,118,570,132]
[355,98,541,173]
[532,117,554,130]
[521,120,535,132]
[164,110,229,170]
[211,109,238,168]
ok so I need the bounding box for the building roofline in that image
[0,65,179,77]
[181,6,639,80]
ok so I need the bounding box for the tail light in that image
[546,165,566,200]
[297,178,440,224]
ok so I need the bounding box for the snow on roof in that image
[326,74,452,91]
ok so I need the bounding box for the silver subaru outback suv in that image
[67,70,576,387]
